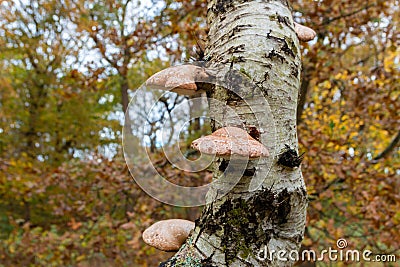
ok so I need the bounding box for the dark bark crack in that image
[264,49,286,63]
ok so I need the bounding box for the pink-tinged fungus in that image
[145,65,208,95]
[142,219,195,252]
[191,126,269,159]
[294,22,316,42]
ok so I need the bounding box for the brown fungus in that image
[142,219,195,252]
[145,65,209,95]
[294,22,316,42]
[191,126,269,159]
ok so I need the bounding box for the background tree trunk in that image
[161,0,307,266]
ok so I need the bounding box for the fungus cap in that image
[294,22,316,42]
[191,126,269,159]
[145,65,208,95]
[142,219,195,252]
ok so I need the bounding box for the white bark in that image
[160,1,307,266]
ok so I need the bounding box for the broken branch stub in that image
[145,65,209,95]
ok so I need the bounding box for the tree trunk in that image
[120,70,132,132]
[121,77,130,114]
[161,0,307,266]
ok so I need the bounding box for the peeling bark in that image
[161,1,307,266]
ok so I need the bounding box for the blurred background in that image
[0,0,399,266]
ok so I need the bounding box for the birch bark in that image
[161,0,307,266]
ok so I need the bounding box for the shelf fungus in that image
[142,219,195,252]
[145,65,209,95]
[294,22,316,42]
[191,126,269,159]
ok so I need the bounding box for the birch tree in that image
[155,0,309,266]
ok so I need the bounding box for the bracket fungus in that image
[191,126,269,159]
[145,65,209,95]
[142,219,195,252]
[294,22,317,42]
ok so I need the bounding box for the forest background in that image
[0,0,399,266]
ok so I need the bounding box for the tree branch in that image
[90,33,118,70]
[322,4,376,25]
[373,130,400,161]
